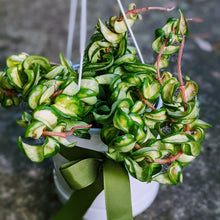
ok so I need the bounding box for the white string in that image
[117,0,145,64]
[78,0,87,89]
[66,0,78,60]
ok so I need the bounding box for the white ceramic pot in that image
[53,129,159,220]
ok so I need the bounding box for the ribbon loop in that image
[53,147,134,220]
[60,158,101,190]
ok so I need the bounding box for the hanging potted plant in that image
[0,3,211,220]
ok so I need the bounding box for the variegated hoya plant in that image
[0,3,211,188]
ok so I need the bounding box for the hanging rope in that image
[117,0,145,64]
[78,0,87,89]
[66,0,78,61]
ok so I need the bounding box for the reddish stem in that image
[0,88,18,96]
[135,140,183,164]
[105,46,110,53]
[135,143,141,150]
[184,124,191,134]
[177,34,191,134]
[177,34,187,109]
[117,6,175,21]
[156,28,177,85]
[50,62,60,66]
[186,18,203,23]
[137,89,156,111]
[145,150,183,164]
[177,17,203,133]
[42,124,92,138]
[134,18,201,164]
[50,89,63,99]
[156,37,169,85]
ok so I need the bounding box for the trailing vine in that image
[0,4,211,185]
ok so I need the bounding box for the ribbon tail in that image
[103,159,133,220]
[52,173,103,220]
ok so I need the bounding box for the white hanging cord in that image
[78,0,87,89]
[117,0,145,64]
[66,0,78,60]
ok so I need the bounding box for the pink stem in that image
[134,18,201,162]
[156,28,177,85]
[156,37,169,85]
[42,124,92,138]
[135,141,183,164]
[177,35,191,133]
[135,143,141,150]
[137,90,156,111]
[145,151,183,164]
[50,62,60,66]
[0,88,18,96]
[50,89,63,99]
[136,34,188,164]
[117,6,175,21]
[184,124,191,134]
[177,34,187,106]
[186,18,203,23]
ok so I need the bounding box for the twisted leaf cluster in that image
[0,4,210,185]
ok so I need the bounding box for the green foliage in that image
[0,4,211,185]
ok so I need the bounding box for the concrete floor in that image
[0,0,220,219]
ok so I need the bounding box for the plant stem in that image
[186,18,203,23]
[145,151,183,164]
[156,27,178,85]
[135,143,141,150]
[117,6,175,21]
[177,34,191,133]
[0,88,17,96]
[135,142,183,164]
[134,17,201,163]
[42,124,92,138]
[179,17,203,133]
[50,62,60,66]
[177,34,187,110]
[50,89,63,99]
[184,124,191,134]
[137,89,156,111]
[156,37,169,85]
